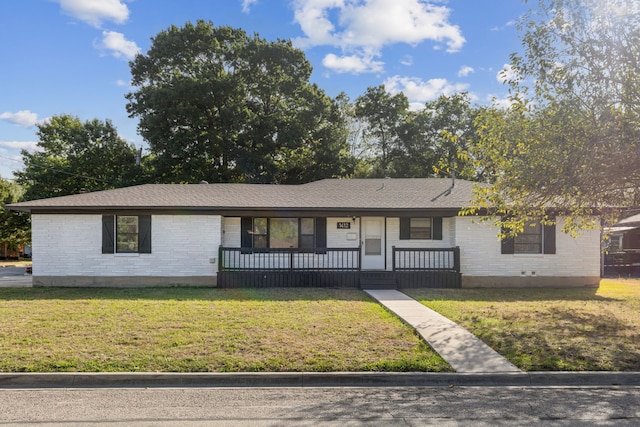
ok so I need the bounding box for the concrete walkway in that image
[365,289,521,373]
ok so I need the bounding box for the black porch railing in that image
[219,247,360,271]
[218,247,361,288]
[392,246,460,272]
[217,246,461,288]
[392,246,461,288]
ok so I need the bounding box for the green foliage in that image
[352,87,481,179]
[126,20,353,184]
[353,85,409,177]
[467,0,640,234]
[15,115,146,201]
[0,179,29,248]
[400,93,481,180]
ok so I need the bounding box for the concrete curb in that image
[1,372,640,389]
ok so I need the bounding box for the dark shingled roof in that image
[8,178,480,213]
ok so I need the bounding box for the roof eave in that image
[16,206,465,216]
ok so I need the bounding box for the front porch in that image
[217,246,461,288]
[604,252,640,277]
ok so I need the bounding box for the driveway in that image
[0,266,32,287]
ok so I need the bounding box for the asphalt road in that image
[0,266,31,287]
[0,386,639,426]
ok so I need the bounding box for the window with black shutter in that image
[399,217,443,240]
[501,218,556,255]
[102,215,152,254]
[240,217,327,249]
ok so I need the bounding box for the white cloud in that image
[241,0,258,13]
[457,65,474,77]
[115,79,129,87]
[97,31,140,59]
[400,55,413,66]
[0,141,40,152]
[322,53,384,74]
[383,75,470,107]
[293,0,341,48]
[57,0,129,27]
[497,63,518,83]
[488,94,516,110]
[295,0,465,51]
[491,19,516,32]
[0,110,40,127]
[293,0,465,74]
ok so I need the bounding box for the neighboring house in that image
[0,242,18,260]
[0,242,25,260]
[604,213,640,277]
[8,178,601,288]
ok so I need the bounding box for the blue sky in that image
[0,0,529,180]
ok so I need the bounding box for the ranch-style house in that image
[8,178,601,288]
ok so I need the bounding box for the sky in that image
[0,0,530,180]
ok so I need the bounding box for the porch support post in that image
[392,246,396,271]
[454,246,461,273]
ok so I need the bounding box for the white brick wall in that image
[222,217,241,247]
[327,217,360,248]
[32,214,222,277]
[454,216,601,277]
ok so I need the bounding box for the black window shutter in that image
[399,217,410,240]
[432,217,443,240]
[501,225,515,254]
[241,217,253,249]
[501,237,515,254]
[102,215,115,254]
[138,215,152,254]
[315,217,327,249]
[544,222,556,254]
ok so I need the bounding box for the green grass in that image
[0,260,31,267]
[405,279,640,371]
[0,287,451,373]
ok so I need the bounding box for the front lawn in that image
[0,287,450,373]
[405,279,640,371]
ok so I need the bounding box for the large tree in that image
[0,179,30,251]
[126,20,353,184]
[15,115,144,201]
[468,0,640,234]
[398,93,481,180]
[353,85,409,177]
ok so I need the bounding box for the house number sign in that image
[337,222,351,229]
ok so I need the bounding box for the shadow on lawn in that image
[0,282,631,303]
[404,286,621,302]
[489,306,640,371]
[0,286,374,302]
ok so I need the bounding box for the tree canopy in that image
[353,85,409,177]
[351,87,481,179]
[0,178,30,249]
[126,20,353,184]
[400,93,481,180]
[15,115,145,201]
[467,0,640,234]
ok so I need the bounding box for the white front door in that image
[361,217,385,270]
